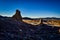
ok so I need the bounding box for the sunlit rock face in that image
[22,19,41,25]
[12,10,22,22]
[23,19,60,27]
[43,19,60,27]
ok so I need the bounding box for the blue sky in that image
[0,0,60,18]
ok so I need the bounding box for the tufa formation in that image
[12,9,22,21]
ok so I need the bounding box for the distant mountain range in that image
[23,17,60,20]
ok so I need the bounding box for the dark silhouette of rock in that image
[0,11,60,40]
[12,9,22,22]
[40,19,43,24]
[0,16,60,40]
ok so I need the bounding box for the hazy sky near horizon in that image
[0,0,60,18]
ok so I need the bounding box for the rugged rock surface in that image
[12,10,22,22]
[0,16,60,40]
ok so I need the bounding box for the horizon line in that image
[0,15,60,18]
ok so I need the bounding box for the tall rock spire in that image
[12,9,22,21]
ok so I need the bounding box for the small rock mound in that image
[12,9,22,22]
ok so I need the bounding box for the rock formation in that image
[12,9,22,21]
[40,19,43,24]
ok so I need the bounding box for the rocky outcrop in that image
[12,10,22,22]
[0,16,60,40]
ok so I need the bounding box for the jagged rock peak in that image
[12,9,22,21]
[15,9,21,16]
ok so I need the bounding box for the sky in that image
[0,0,60,18]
